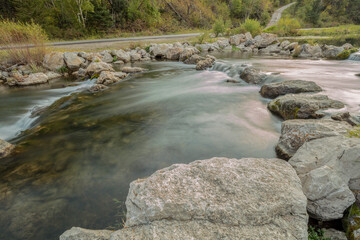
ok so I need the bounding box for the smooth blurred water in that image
[0,55,359,240]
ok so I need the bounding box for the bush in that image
[239,18,262,36]
[308,226,331,240]
[213,19,225,37]
[336,48,358,60]
[197,32,210,44]
[265,17,301,36]
[0,20,48,65]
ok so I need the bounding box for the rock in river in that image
[289,136,360,221]
[64,52,86,70]
[240,67,266,85]
[16,73,49,86]
[0,139,14,159]
[268,94,345,120]
[60,227,113,240]
[260,80,322,99]
[276,119,352,160]
[96,71,127,86]
[108,157,308,240]
[195,56,216,70]
[121,67,147,73]
[86,62,114,76]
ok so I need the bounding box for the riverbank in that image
[0,31,360,240]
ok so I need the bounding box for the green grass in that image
[298,25,360,37]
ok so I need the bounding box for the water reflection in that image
[1,55,359,240]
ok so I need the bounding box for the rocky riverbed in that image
[0,32,359,240]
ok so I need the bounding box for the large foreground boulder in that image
[276,119,352,160]
[109,157,308,240]
[0,139,14,159]
[60,227,113,240]
[268,94,345,120]
[289,136,360,221]
[260,80,322,99]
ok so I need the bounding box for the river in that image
[0,54,359,240]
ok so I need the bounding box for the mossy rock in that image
[336,48,359,60]
[343,203,360,240]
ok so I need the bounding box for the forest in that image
[0,0,359,39]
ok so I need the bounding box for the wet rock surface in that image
[268,94,345,120]
[276,119,352,160]
[0,139,14,159]
[289,136,360,221]
[260,80,322,99]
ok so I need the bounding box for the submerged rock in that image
[0,139,14,159]
[88,84,108,93]
[110,157,308,239]
[121,67,147,73]
[289,136,359,221]
[331,112,360,126]
[240,67,266,85]
[268,94,345,120]
[260,80,322,99]
[276,119,352,160]
[60,227,113,240]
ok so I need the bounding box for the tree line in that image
[0,0,291,39]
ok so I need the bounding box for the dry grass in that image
[0,20,48,66]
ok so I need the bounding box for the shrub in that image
[197,32,210,44]
[239,18,262,36]
[267,17,301,37]
[336,48,358,60]
[213,19,225,37]
[308,226,331,240]
[0,20,48,65]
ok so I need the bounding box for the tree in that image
[230,0,242,19]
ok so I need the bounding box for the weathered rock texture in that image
[110,157,308,240]
[289,136,360,221]
[240,67,266,84]
[260,80,322,99]
[0,139,14,159]
[322,228,347,240]
[43,52,65,71]
[268,94,345,120]
[276,119,352,160]
[60,227,113,240]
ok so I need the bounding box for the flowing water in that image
[0,54,359,240]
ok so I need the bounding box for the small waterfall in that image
[349,51,360,61]
[0,79,95,140]
[211,61,248,79]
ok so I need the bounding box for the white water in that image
[349,51,360,61]
[0,79,95,140]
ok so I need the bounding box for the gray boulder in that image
[45,71,62,80]
[16,73,49,86]
[216,39,230,48]
[0,139,14,159]
[263,43,282,54]
[64,52,85,70]
[276,119,352,160]
[111,49,131,63]
[254,33,278,48]
[121,67,147,73]
[322,228,347,240]
[100,51,114,63]
[240,67,266,85]
[331,112,360,126]
[285,42,298,51]
[298,44,322,58]
[43,52,65,71]
[179,47,200,61]
[184,54,205,64]
[85,62,114,76]
[195,56,215,70]
[60,227,113,240]
[88,84,108,93]
[260,80,322,99]
[110,157,308,240]
[229,34,246,46]
[165,47,183,60]
[268,94,345,120]
[150,44,172,58]
[322,45,345,59]
[96,71,127,86]
[289,136,359,221]
[280,40,291,49]
[130,52,142,62]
